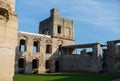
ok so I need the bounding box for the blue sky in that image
[15,0,120,44]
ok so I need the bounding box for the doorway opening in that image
[55,60,60,72]
[18,58,25,74]
[32,59,39,74]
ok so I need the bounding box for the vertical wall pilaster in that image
[0,0,18,80]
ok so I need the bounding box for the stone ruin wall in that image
[0,0,18,81]
[59,44,102,73]
[103,40,120,73]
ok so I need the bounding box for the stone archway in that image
[102,62,108,73]
[32,59,39,74]
[18,58,25,74]
[45,60,51,73]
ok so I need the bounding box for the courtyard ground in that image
[14,73,120,81]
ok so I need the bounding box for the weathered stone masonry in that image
[103,40,120,73]
[0,0,18,81]
[0,1,120,81]
[16,9,102,73]
[15,8,120,74]
[15,8,75,74]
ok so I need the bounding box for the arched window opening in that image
[46,44,52,53]
[33,41,40,53]
[18,58,25,68]
[19,39,26,52]
[18,58,25,74]
[45,60,51,69]
[32,59,39,69]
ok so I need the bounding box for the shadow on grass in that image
[14,73,120,81]
[48,73,120,81]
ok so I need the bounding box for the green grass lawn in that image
[14,73,120,81]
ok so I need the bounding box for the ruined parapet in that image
[104,40,120,73]
[50,8,59,17]
[0,0,18,81]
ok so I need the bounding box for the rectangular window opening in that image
[58,26,61,34]
[46,45,52,53]
[19,40,26,52]
[33,42,40,53]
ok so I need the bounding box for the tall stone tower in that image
[39,8,74,46]
[39,8,74,72]
[0,0,18,81]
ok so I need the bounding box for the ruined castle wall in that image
[15,31,75,74]
[103,40,120,73]
[0,0,18,80]
[60,55,101,73]
[15,32,52,74]
[60,45,102,73]
[37,9,75,73]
